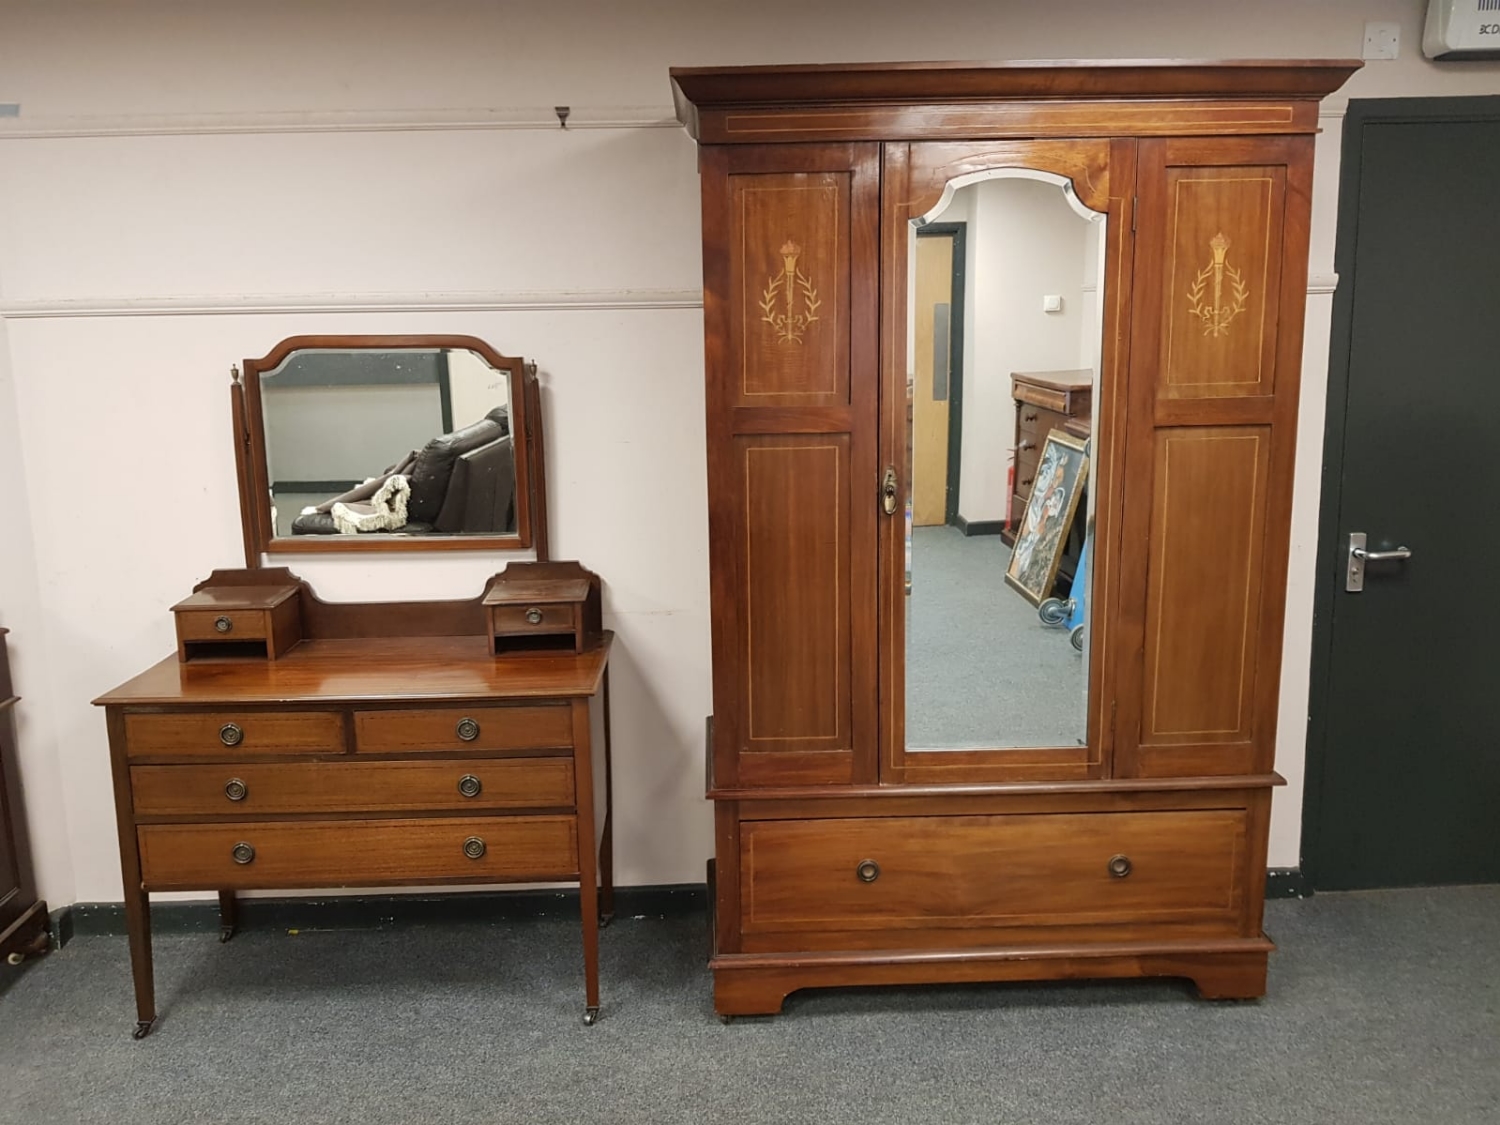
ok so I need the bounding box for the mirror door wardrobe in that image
[676,60,1360,1019]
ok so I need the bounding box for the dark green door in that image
[1306,100,1500,890]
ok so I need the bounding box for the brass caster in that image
[598,912,614,929]
[5,951,24,966]
[132,1018,157,1040]
[582,1007,600,1027]
[219,926,235,944]
[718,1014,734,1026]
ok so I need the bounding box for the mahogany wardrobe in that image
[671,60,1359,1017]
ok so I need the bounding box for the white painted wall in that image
[1,0,1497,905]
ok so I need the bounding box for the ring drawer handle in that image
[1108,854,1132,879]
[855,859,880,883]
[456,717,480,742]
[1023,412,1038,422]
[214,615,234,634]
[224,778,248,802]
[231,842,256,865]
[457,774,482,798]
[219,723,244,747]
[525,607,544,625]
[463,836,487,860]
[1019,441,1036,452]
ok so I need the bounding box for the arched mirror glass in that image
[237,335,543,557]
[905,173,1106,751]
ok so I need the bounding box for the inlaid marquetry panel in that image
[729,172,850,406]
[1141,427,1270,745]
[1156,165,1286,400]
[739,435,851,753]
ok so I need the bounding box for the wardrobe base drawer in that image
[130,757,576,816]
[740,810,1248,936]
[138,816,579,890]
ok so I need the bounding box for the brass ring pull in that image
[463,836,487,860]
[1108,854,1132,879]
[231,842,256,865]
[456,717,480,742]
[219,723,244,747]
[224,778,248,802]
[457,774,482,798]
[214,615,233,634]
[1024,412,1038,422]
[525,607,544,625]
[856,859,880,883]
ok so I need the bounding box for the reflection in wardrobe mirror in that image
[905,173,1106,751]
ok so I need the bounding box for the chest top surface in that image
[94,633,612,708]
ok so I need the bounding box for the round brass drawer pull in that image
[224,778,248,802]
[463,836,487,860]
[855,859,880,883]
[1108,854,1133,879]
[214,615,234,634]
[457,774,482,798]
[219,723,244,747]
[231,842,256,865]
[456,717,480,742]
[525,607,544,625]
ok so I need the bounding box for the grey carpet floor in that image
[908,525,1085,748]
[2,886,1497,1124]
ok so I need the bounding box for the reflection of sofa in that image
[290,406,516,536]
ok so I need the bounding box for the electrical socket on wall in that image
[1363,21,1401,60]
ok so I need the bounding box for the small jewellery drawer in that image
[175,609,267,643]
[353,705,572,754]
[129,757,576,816]
[490,603,574,634]
[124,711,343,759]
[740,810,1247,935]
[138,816,579,890]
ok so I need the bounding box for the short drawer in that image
[1016,404,1067,437]
[353,705,572,754]
[741,810,1246,934]
[490,603,575,635]
[138,816,579,890]
[130,757,576,816]
[124,711,343,759]
[175,609,268,643]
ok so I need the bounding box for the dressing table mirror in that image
[232,335,549,563]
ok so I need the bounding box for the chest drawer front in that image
[741,811,1246,934]
[130,757,576,816]
[175,609,268,643]
[353,705,572,754]
[490,604,575,634]
[139,816,579,890]
[124,712,343,759]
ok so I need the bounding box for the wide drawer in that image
[741,810,1246,934]
[124,711,343,759]
[130,757,576,816]
[353,705,572,754]
[1016,404,1067,438]
[138,816,579,890]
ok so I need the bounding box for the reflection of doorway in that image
[912,223,965,526]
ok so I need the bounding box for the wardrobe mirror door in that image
[904,175,1106,751]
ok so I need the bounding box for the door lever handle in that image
[1351,545,1412,562]
[1346,532,1411,592]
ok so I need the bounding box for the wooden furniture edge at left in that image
[0,627,51,967]
[95,570,614,1038]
